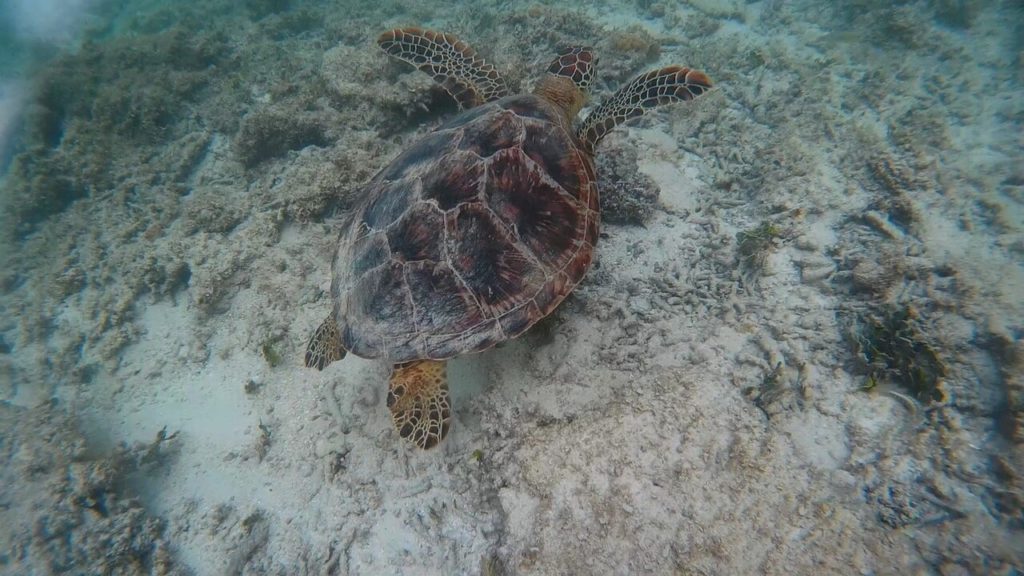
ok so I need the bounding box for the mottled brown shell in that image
[330,94,599,362]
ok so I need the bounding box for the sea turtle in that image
[305,27,712,449]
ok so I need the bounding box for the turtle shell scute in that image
[333,94,599,363]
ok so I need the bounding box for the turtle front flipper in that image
[387,360,451,449]
[578,66,713,154]
[377,27,509,109]
[304,313,347,370]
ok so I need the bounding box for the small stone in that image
[313,438,330,458]
[794,235,820,252]
[628,296,652,314]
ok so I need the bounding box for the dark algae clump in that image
[736,219,785,278]
[854,304,947,402]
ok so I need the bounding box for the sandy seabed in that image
[0,0,1022,574]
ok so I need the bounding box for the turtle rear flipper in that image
[378,27,509,109]
[304,314,347,370]
[578,66,712,154]
[387,360,451,449]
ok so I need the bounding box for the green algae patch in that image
[854,305,948,402]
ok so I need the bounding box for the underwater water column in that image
[0,0,97,167]
[0,81,24,168]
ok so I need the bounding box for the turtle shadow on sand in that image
[305,27,712,449]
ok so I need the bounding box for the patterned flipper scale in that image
[578,66,712,154]
[378,27,510,109]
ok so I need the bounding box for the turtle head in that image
[534,46,597,121]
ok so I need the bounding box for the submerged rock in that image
[0,401,182,575]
